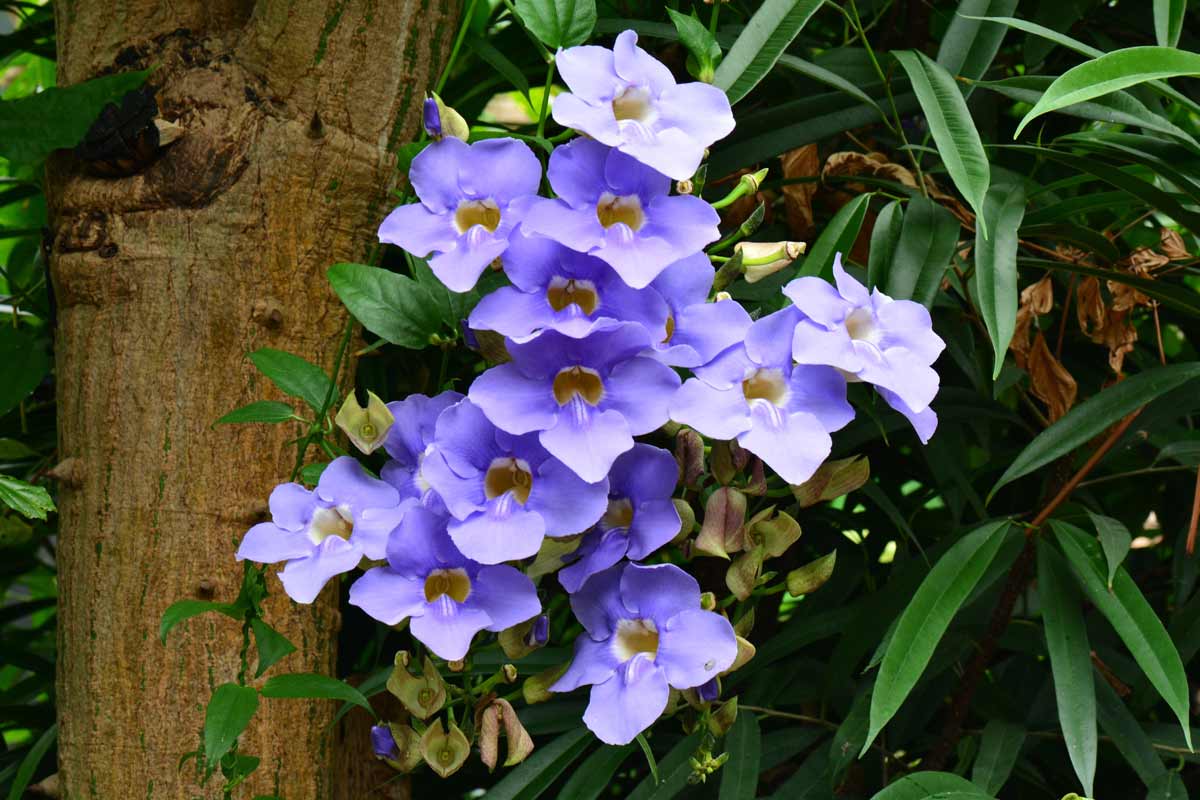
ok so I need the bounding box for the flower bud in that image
[447,659,465,673]
[526,614,550,647]
[674,427,705,487]
[371,724,399,760]
[710,441,736,485]
[334,390,394,455]
[699,591,717,611]
[694,487,747,559]
[708,697,738,736]
[786,551,837,596]
[377,722,424,772]
[424,92,469,142]
[386,653,446,720]
[503,664,519,684]
[523,663,567,705]
[791,455,870,507]
[422,97,441,138]
[696,677,720,703]
[420,718,470,778]
[735,241,805,283]
[671,498,696,544]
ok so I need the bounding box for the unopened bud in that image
[447,659,465,673]
[676,179,694,195]
[371,724,399,760]
[699,591,717,611]
[739,167,769,195]
[735,241,806,283]
[379,723,424,772]
[714,290,732,302]
[523,663,567,705]
[335,390,394,454]
[672,498,696,544]
[675,428,705,487]
[526,614,550,647]
[696,677,720,703]
[424,92,469,142]
[503,664,519,684]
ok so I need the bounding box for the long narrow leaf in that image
[719,711,761,800]
[975,183,1026,378]
[1155,0,1186,48]
[713,0,825,104]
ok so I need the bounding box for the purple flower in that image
[468,232,670,342]
[559,444,681,593]
[421,399,609,564]
[552,30,735,180]
[380,391,464,509]
[521,138,720,289]
[670,308,855,485]
[378,137,541,292]
[371,725,399,760]
[550,562,737,745]
[783,255,944,442]
[648,252,753,368]
[236,457,402,603]
[468,323,681,482]
[423,98,442,139]
[349,506,540,660]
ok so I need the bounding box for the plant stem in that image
[435,0,479,95]
[536,59,555,139]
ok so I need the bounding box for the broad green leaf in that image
[719,711,761,800]
[974,183,1026,379]
[557,743,634,800]
[870,771,991,799]
[5,723,56,800]
[204,683,259,766]
[0,327,50,419]
[0,475,54,520]
[0,70,149,164]
[1087,511,1132,590]
[159,599,239,644]
[799,192,873,278]
[893,50,990,234]
[713,0,825,104]
[259,673,373,714]
[937,0,1019,87]
[1016,47,1200,137]
[1146,772,1188,800]
[251,619,296,678]
[514,0,596,48]
[990,364,1200,498]
[884,196,960,307]
[864,519,1011,753]
[247,349,333,414]
[213,401,296,427]
[667,9,721,82]
[486,727,592,800]
[1036,540,1096,798]
[867,200,903,290]
[1052,521,1193,750]
[1154,0,1186,48]
[327,262,443,350]
[971,720,1024,795]
[1095,676,1167,786]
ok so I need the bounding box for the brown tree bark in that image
[46,2,457,797]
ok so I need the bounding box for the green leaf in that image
[667,9,721,82]
[635,733,659,784]
[719,711,761,800]
[971,720,1024,795]
[884,196,960,307]
[467,34,532,95]
[159,599,239,644]
[831,685,873,777]
[799,192,873,278]
[246,349,333,414]
[1146,772,1188,800]
[1155,0,1186,48]
[864,520,1012,753]
[0,475,54,520]
[893,50,991,235]
[867,200,903,290]
[1095,676,1167,786]
[5,723,56,800]
[1036,540,1096,798]
[298,462,327,486]
[1086,511,1132,590]
[1016,47,1200,137]
[260,673,373,714]
[713,0,825,104]
[327,262,443,350]
[937,0,1019,86]
[0,70,149,164]
[990,364,1200,498]
[0,438,38,460]
[870,771,992,799]
[776,55,886,119]
[204,684,259,767]
[213,401,296,427]
[1052,521,1193,750]
[0,327,51,419]
[513,0,596,49]
[628,733,703,800]
[486,727,592,800]
[974,183,1026,379]
[250,619,296,678]
[557,743,634,800]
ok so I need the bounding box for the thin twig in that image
[1186,466,1200,555]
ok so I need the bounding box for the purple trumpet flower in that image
[552,30,735,181]
[380,391,464,511]
[421,399,609,564]
[236,457,402,603]
[468,232,670,342]
[468,323,681,483]
[648,252,752,368]
[670,308,855,485]
[783,255,945,442]
[378,137,541,292]
[559,444,681,593]
[349,506,540,661]
[550,562,737,745]
[520,138,720,289]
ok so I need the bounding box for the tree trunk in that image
[46,2,457,797]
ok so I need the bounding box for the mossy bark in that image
[46,2,457,797]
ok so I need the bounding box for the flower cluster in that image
[237,30,944,754]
